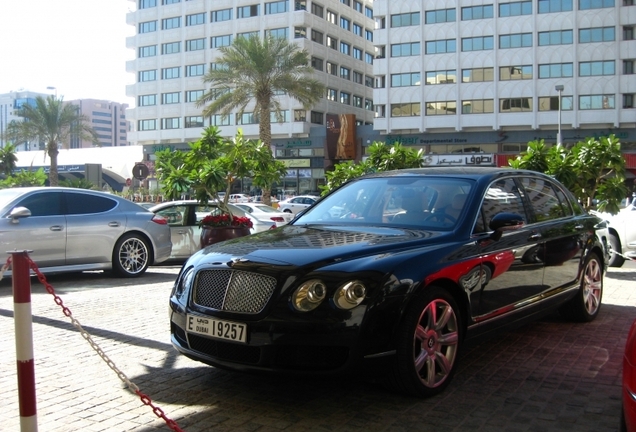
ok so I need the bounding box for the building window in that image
[538,63,573,78]
[461,99,494,114]
[138,45,157,57]
[393,12,421,27]
[499,1,532,17]
[295,27,307,38]
[340,41,351,55]
[186,38,205,51]
[211,9,232,22]
[139,21,157,33]
[294,110,306,121]
[266,28,288,39]
[212,35,232,48]
[353,95,363,107]
[462,67,494,82]
[624,94,635,109]
[365,52,374,64]
[579,60,615,76]
[424,70,454,85]
[375,105,386,117]
[237,5,260,18]
[625,26,635,41]
[625,60,635,74]
[462,36,494,51]
[579,27,615,43]
[162,92,180,104]
[161,17,181,30]
[186,90,204,103]
[311,29,324,44]
[365,6,373,18]
[311,2,324,18]
[138,70,157,82]
[425,101,457,115]
[327,36,338,50]
[353,23,362,36]
[500,65,532,80]
[353,71,363,84]
[365,29,373,41]
[340,92,351,105]
[365,98,373,110]
[579,0,614,9]
[161,118,180,129]
[237,113,259,125]
[265,0,288,14]
[162,0,179,4]
[538,30,573,46]
[185,116,204,128]
[538,96,573,111]
[238,31,259,39]
[538,0,573,13]
[365,75,374,87]
[500,98,533,112]
[354,1,362,12]
[391,103,421,117]
[327,88,337,101]
[326,62,338,76]
[186,13,205,26]
[579,94,615,109]
[340,17,350,31]
[375,76,386,88]
[161,67,180,79]
[461,5,493,20]
[138,119,156,130]
[340,66,351,80]
[327,10,337,24]
[392,42,421,57]
[426,39,456,54]
[211,115,231,126]
[500,33,532,49]
[139,0,157,9]
[186,64,205,77]
[311,56,324,71]
[310,111,324,124]
[161,42,180,54]
[295,0,306,11]
[353,47,362,60]
[138,95,156,106]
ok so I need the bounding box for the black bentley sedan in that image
[169,167,608,397]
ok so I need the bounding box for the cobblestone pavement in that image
[1,260,635,432]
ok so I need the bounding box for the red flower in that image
[199,213,253,228]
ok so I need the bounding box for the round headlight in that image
[333,280,366,310]
[291,279,327,312]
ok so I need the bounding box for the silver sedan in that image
[0,187,172,277]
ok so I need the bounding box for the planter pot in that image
[200,225,251,249]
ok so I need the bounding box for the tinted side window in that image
[17,192,64,216]
[553,186,574,217]
[65,192,117,215]
[519,177,565,222]
[476,178,528,232]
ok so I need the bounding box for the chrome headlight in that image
[291,279,327,312]
[172,267,194,299]
[333,280,366,310]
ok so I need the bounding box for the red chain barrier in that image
[2,254,185,432]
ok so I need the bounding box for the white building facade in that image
[0,90,49,151]
[371,0,636,155]
[67,99,131,148]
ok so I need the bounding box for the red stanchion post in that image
[10,250,38,432]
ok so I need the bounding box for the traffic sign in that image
[132,163,149,180]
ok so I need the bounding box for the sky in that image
[0,0,135,106]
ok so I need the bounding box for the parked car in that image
[592,199,636,267]
[0,187,172,277]
[228,194,251,203]
[150,200,275,261]
[277,195,319,215]
[622,317,636,432]
[233,203,294,227]
[169,167,608,397]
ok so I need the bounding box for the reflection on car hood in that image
[192,224,448,267]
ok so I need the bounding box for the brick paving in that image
[1,261,635,432]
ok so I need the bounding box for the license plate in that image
[186,314,247,343]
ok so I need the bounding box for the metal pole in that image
[555,85,564,147]
[10,250,38,431]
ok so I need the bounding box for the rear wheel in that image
[387,287,462,397]
[559,252,603,322]
[609,233,625,268]
[112,233,150,277]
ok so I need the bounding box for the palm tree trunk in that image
[259,104,274,206]
[48,142,59,186]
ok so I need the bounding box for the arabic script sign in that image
[422,154,495,166]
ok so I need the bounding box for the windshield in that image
[295,176,473,230]
[0,188,26,211]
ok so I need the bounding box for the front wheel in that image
[559,252,603,322]
[112,233,150,277]
[609,234,625,268]
[386,287,462,398]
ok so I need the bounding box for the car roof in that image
[360,166,550,181]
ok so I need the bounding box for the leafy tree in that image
[0,168,47,188]
[509,134,627,214]
[59,178,98,189]
[3,96,98,186]
[0,143,18,178]
[156,126,287,214]
[196,35,324,205]
[321,142,425,195]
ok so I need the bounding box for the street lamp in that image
[46,86,57,97]
[555,85,564,147]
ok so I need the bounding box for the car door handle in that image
[50,225,63,231]
[177,230,187,234]
[574,224,584,230]
[528,233,542,240]
[108,222,121,227]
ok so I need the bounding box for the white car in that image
[149,200,275,261]
[593,198,636,267]
[234,203,294,227]
[228,194,251,203]
[277,195,319,215]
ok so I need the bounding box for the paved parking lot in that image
[1,260,636,432]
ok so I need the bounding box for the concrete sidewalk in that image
[1,262,635,432]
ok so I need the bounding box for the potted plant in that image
[198,212,254,248]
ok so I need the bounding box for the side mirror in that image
[9,206,32,224]
[489,212,524,240]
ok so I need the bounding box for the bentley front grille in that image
[192,269,277,314]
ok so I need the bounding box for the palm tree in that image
[197,35,325,204]
[0,143,18,178]
[4,96,97,186]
